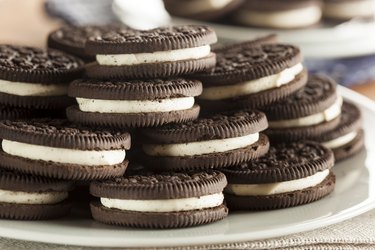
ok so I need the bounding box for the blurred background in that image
[1,0,375,99]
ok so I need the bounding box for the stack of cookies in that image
[65,25,234,228]
[0,24,365,229]
[0,44,120,219]
[263,75,364,162]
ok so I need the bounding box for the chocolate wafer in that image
[0,119,130,180]
[222,141,335,210]
[90,171,228,228]
[140,110,269,171]
[85,25,217,79]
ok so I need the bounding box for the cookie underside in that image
[90,202,228,229]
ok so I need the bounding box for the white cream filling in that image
[236,5,322,28]
[96,45,211,66]
[269,96,343,128]
[176,0,234,14]
[226,169,330,196]
[1,140,126,166]
[322,131,358,149]
[143,133,259,157]
[101,193,224,212]
[76,97,194,113]
[0,188,68,205]
[0,79,67,96]
[323,1,375,19]
[200,63,303,100]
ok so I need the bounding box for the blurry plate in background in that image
[170,17,375,59]
[112,0,375,59]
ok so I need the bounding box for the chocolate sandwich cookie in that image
[0,169,73,220]
[48,25,127,61]
[67,78,202,128]
[0,45,83,109]
[0,119,130,180]
[264,75,342,143]
[233,0,322,29]
[222,141,335,210]
[193,43,307,114]
[90,171,228,228]
[163,0,244,21]
[318,101,364,162]
[140,110,269,171]
[323,0,375,21]
[85,25,217,79]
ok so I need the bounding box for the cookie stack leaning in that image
[262,74,364,161]
[0,44,86,219]
[63,25,233,228]
[190,37,361,212]
[67,25,217,129]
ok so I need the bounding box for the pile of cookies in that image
[164,0,375,29]
[0,24,364,229]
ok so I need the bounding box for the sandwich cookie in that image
[67,78,202,128]
[90,171,228,228]
[48,25,128,61]
[0,45,84,109]
[194,43,307,114]
[163,0,244,21]
[323,0,375,21]
[0,119,131,180]
[222,141,335,210]
[264,75,343,143]
[233,0,322,29]
[141,111,269,171]
[85,25,217,79]
[318,101,364,162]
[0,169,73,220]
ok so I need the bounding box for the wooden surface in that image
[351,83,375,100]
[0,0,61,48]
[0,0,375,100]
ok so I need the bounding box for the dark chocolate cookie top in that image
[319,101,362,142]
[222,141,334,184]
[90,171,227,199]
[48,24,128,59]
[0,168,74,192]
[142,110,268,144]
[69,78,202,100]
[262,75,338,120]
[85,25,217,54]
[193,44,301,86]
[0,45,84,83]
[0,119,130,150]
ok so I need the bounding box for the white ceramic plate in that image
[0,86,374,248]
[171,18,375,59]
